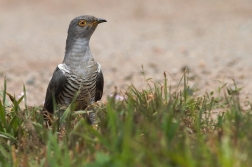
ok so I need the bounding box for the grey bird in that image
[44,15,106,123]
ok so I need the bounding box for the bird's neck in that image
[63,38,95,67]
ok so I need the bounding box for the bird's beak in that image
[97,18,107,24]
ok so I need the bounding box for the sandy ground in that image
[0,0,252,107]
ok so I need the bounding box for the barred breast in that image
[57,63,100,110]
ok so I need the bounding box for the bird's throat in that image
[64,38,94,63]
[63,38,97,76]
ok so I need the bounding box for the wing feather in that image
[44,67,67,113]
[95,69,104,101]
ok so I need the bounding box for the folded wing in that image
[44,67,67,113]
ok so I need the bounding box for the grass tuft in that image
[0,73,251,166]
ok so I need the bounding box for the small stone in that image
[26,77,35,85]
[181,65,190,73]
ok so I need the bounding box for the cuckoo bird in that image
[44,15,106,124]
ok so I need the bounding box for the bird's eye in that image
[78,20,86,27]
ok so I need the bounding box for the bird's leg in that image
[85,98,99,130]
[86,104,97,125]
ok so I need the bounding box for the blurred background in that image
[0,0,252,106]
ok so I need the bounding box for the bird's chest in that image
[57,63,98,108]
[63,54,98,78]
[58,63,98,82]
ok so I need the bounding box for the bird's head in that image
[67,15,107,40]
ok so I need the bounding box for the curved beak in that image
[97,18,107,24]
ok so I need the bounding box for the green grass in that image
[0,72,251,167]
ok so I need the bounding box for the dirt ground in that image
[0,0,252,107]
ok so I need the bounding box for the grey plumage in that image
[44,15,106,120]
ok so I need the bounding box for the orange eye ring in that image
[78,20,86,27]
